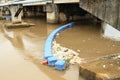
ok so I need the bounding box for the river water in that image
[0,17,120,80]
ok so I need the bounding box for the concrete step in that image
[79,54,120,80]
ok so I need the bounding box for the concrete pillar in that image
[9,5,23,23]
[0,7,2,19]
[102,22,120,41]
[46,4,59,23]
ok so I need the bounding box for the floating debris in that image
[41,60,48,65]
[117,55,120,59]
[103,65,106,68]
[103,54,120,59]
[77,49,81,53]
[56,33,60,36]
[52,40,83,64]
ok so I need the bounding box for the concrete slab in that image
[79,54,120,80]
[62,64,80,80]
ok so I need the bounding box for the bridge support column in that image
[9,5,23,23]
[0,7,2,19]
[102,22,120,41]
[46,4,59,23]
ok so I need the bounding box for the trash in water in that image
[103,54,120,59]
[56,33,60,36]
[103,65,106,68]
[117,55,120,59]
[52,40,83,64]
[77,49,81,53]
[57,47,61,51]
[64,49,68,52]
[41,60,48,65]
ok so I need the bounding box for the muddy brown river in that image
[0,17,120,80]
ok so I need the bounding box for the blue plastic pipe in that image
[44,22,74,59]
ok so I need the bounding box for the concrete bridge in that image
[0,0,120,80]
[0,0,120,37]
[0,0,119,30]
[0,0,80,23]
[79,0,120,30]
[0,0,120,41]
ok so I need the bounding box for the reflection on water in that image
[1,27,24,50]
[0,18,80,80]
[0,17,120,80]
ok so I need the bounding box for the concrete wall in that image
[79,0,120,30]
[0,8,2,19]
[46,4,59,23]
[102,22,120,41]
[9,5,22,23]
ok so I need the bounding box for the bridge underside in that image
[0,0,119,30]
[79,0,120,30]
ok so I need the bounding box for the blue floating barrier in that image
[48,56,57,66]
[44,22,74,60]
[55,60,66,70]
[44,22,74,70]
